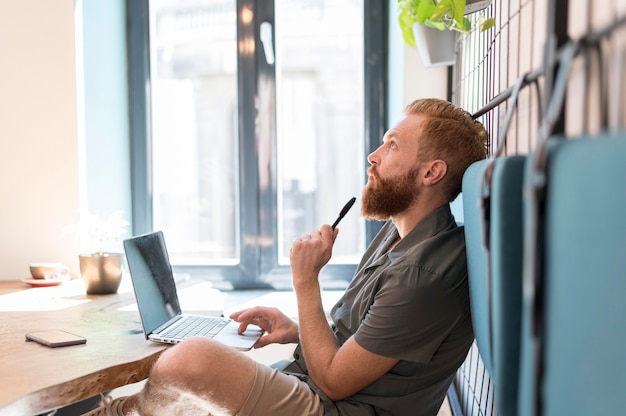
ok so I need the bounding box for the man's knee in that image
[142,338,257,414]
[150,337,225,384]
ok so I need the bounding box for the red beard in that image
[361,166,421,221]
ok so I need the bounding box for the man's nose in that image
[367,145,382,165]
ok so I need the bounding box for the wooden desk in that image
[0,278,170,414]
[0,278,301,415]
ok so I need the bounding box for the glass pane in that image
[276,0,366,264]
[149,0,239,265]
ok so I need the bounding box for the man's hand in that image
[230,307,299,348]
[290,224,338,291]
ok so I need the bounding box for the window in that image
[128,0,387,289]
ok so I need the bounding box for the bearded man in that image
[85,98,488,416]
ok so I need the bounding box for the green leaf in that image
[452,0,466,25]
[431,0,453,22]
[480,17,496,32]
[401,26,416,47]
[416,1,436,24]
[398,8,415,26]
[398,10,417,46]
[461,17,472,32]
[398,9,415,33]
[399,0,420,18]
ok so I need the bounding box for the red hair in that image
[404,99,488,201]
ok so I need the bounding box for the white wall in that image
[0,1,81,280]
[402,44,449,102]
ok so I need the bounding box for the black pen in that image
[331,197,357,230]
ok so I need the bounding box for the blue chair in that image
[520,133,626,415]
[463,155,526,416]
[462,160,494,377]
[488,156,525,416]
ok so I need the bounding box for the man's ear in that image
[423,160,447,186]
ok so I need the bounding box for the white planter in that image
[412,24,458,68]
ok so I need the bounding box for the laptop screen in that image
[123,231,182,335]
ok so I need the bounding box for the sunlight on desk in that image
[0,279,168,415]
[0,280,92,312]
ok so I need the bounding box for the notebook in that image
[123,231,263,350]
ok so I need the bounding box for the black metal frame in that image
[126,0,152,235]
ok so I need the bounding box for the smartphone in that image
[25,330,87,348]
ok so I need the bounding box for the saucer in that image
[22,274,71,287]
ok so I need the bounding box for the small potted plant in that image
[397,0,496,67]
[63,210,130,294]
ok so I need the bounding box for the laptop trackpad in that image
[214,322,263,351]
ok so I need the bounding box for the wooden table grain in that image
[0,278,169,415]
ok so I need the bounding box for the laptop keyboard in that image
[161,316,230,340]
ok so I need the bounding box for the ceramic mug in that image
[29,263,70,280]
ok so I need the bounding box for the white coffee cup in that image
[29,263,70,280]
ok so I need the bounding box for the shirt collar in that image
[390,204,457,256]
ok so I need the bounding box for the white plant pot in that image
[412,24,458,68]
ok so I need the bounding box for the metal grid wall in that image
[450,1,542,415]
[453,0,543,157]
[450,1,626,415]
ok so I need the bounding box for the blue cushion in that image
[541,134,626,415]
[463,156,526,416]
[462,160,494,376]
[489,156,525,416]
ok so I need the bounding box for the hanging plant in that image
[398,0,496,47]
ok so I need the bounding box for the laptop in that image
[123,230,263,350]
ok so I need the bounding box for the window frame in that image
[126,0,387,289]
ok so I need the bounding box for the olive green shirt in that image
[289,204,474,416]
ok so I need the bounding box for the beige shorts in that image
[237,362,325,416]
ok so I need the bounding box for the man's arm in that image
[291,225,399,401]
